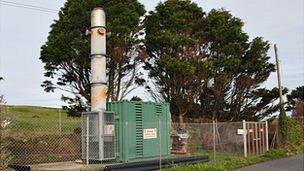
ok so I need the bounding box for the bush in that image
[281,142,304,156]
[296,143,304,153]
[168,162,226,171]
[284,118,304,146]
[264,149,286,159]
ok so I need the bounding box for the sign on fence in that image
[237,129,245,135]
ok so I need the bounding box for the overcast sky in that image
[0,0,303,107]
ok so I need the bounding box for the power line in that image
[0,0,57,11]
[0,3,57,13]
[0,0,58,13]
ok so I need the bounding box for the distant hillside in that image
[6,105,70,120]
[4,105,81,134]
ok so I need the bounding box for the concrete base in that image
[30,162,104,171]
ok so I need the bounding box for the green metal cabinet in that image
[107,100,171,163]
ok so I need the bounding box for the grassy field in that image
[5,105,81,135]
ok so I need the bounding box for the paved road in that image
[235,154,304,171]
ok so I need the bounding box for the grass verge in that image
[166,147,304,171]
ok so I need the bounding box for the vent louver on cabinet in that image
[156,104,162,117]
[135,103,143,157]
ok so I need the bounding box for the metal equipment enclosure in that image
[107,100,171,163]
[82,111,115,161]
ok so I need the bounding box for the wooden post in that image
[274,44,284,113]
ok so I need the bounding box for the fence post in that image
[159,118,162,170]
[265,120,269,151]
[213,120,216,161]
[58,108,62,135]
[86,114,89,165]
[242,120,247,157]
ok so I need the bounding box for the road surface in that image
[235,154,304,171]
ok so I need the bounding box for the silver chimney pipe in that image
[90,8,107,112]
[82,8,107,162]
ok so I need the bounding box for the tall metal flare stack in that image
[90,7,107,112]
[82,7,108,162]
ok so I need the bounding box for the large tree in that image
[40,0,145,116]
[199,9,278,121]
[145,0,280,122]
[144,0,207,124]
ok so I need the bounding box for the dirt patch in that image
[8,132,81,164]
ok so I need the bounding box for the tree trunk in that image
[179,114,185,128]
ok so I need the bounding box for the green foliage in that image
[40,0,282,121]
[40,0,146,116]
[222,156,266,170]
[295,143,304,153]
[168,162,226,171]
[286,86,304,111]
[245,87,288,120]
[284,118,304,146]
[144,0,278,122]
[144,0,206,123]
[286,86,304,122]
[61,95,87,117]
[166,148,300,171]
[264,149,286,159]
[279,107,288,144]
[130,96,142,101]
[166,156,265,171]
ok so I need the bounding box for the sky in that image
[0,0,303,108]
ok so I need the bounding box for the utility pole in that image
[274,44,284,112]
[275,44,286,145]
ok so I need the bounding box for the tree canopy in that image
[40,0,145,116]
[41,0,283,121]
[286,86,304,117]
[287,86,304,108]
[144,0,280,123]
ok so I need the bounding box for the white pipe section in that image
[243,120,247,157]
[265,120,269,151]
[90,8,106,160]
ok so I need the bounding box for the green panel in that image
[142,102,158,157]
[107,100,171,163]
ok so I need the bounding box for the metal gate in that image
[243,121,269,157]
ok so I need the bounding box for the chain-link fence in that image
[3,109,269,170]
[7,118,81,165]
[171,121,245,161]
